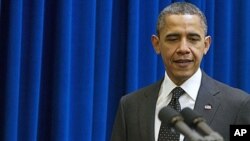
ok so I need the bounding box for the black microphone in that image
[181,107,224,141]
[158,106,204,141]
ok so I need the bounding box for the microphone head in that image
[181,107,205,128]
[158,106,183,126]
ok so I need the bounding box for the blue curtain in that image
[0,0,250,141]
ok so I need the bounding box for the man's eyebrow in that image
[165,33,180,37]
[164,32,202,39]
[187,33,202,38]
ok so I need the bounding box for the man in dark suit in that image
[111,2,250,141]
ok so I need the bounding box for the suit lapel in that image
[194,72,221,124]
[136,72,221,141]
[138,80,162,141]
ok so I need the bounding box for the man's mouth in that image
[173,59,193,67]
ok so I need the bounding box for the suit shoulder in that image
[120,79,162,104]
[207,75,250,101]
[201,72,250,103]
[215,79,248,97]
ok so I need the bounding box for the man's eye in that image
[166,37,178,41]
[189,38,200,42]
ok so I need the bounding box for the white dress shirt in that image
[154,68,202,141]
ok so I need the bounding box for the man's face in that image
[152,14,211,85]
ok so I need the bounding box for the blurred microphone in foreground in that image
[181,108,224,141]
[158,106,204,141]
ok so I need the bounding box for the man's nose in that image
[177,39,190,54]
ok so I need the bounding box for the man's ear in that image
[151,35,160,54]
[203,36,211,55]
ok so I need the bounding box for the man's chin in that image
[172,71,194,84]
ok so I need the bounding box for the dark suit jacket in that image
[111,72,250,141]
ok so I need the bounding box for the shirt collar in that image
[160,68,202,101]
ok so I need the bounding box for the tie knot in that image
[171,87,185,99]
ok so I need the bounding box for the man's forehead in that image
[164,14,202,24]
[163,15,204,32]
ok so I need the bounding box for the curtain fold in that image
[236,0,250,89]
[1,0,250,141]
[5,0,22,141]
[92,0,113,140]
[18,1,44,140]
[69,1,96,141]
